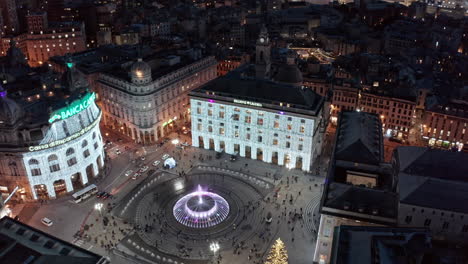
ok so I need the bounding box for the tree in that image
[265,238,288,264]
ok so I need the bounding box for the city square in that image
[0,1,467,263]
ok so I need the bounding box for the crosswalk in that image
[73,238,85,247]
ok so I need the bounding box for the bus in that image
[72,184,98,203]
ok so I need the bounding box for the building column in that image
[92,162,98,177]
[81,170,89,185]
[251,147,257,160]
[240,144,246,157]
[64,177,74,193]
[46,183,56,198]
[303,158,310,172]
[154,128,159,142]
[226,140,234,155]
[31,185,38,200]
[264,148,271,163]
[290,155,296,169]
[203,137,210,149]
[192,134,199,148]
[214,138,220,152]
[99,155,105,169]
[278,151,284,166]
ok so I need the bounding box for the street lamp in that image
[94,203,103,217]
[210,241,220,263]
[172,139,179,145]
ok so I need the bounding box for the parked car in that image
[140,166,149,173]
[140,156,146,161]
[41,217,53,227]
[181,142,190,147]
[115,149,121,155]
[230,155,238,161]
[162,154,170,160]
[96,191,106,198]
[152,160,161,167]
[132,173,140,180]
[124,170,133,177]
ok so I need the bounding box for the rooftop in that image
[396,147,468,213]
[0,217,106,264]
[335,112,383,165]
[330,225,468,264]
[321,111,397,224]
[190,69,324,116]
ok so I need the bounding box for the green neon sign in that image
[48,92,96,123]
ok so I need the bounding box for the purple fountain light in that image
[173,185,230,228]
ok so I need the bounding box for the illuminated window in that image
[245,116,251,124]
[274,121,279,128]
[273,139,278,145]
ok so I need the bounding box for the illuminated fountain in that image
[173,185,230,228]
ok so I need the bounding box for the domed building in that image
[0,62,104,201]
[130,58,152,85]
[98,52,217,144]
[0,88,23,127]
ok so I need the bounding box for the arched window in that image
[28,159,39,165]
[66,148,75,156]
[48,155,58,162]
[82,140,88,148]
[48,154,60,172]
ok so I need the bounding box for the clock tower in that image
[255,25,271,79]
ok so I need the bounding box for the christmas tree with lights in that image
[265,238,288,264]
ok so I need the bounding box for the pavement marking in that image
[103,162,132,191]
[87,245,94,250]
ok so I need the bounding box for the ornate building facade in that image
[190,72,326,172]
[98,51,217,144]
[0,47,104,200]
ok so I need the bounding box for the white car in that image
[124,170,133,177]
[115,149,121,155]
[132,173,140,180]
[152,160,161,167]
[140,156,146,161]
[162,154,170,160]
[181,142,190,147]
[41,217,53,227]
[140,166,149,173]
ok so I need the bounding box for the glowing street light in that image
[172,139,179,145]
[210,241,220,253]
[94,203,103,217]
